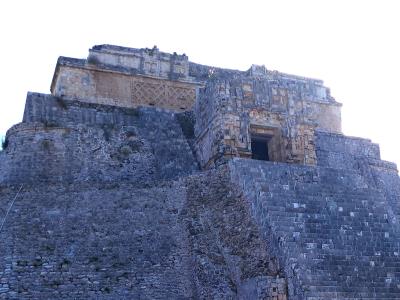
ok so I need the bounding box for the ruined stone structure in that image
[51,45,341,168]
[0,45,399,299]
[51,45,198,111]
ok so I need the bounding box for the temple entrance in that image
[251,136,270,161]
[249,124,284,163]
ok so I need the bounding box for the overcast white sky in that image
[0,0,399,167]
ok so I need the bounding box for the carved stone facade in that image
[130,76,196,109]
[51,47,199,111]
[51,45,342,168]
[194,68,341,168]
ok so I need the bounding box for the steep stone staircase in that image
[230,158,400,299]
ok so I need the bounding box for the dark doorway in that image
[251,137,270,161]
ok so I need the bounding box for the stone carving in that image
[131,79,165,105]
[130,77,196,109]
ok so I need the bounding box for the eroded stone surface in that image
[1,44,399,299]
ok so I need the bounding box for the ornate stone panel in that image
[130,77,196,110]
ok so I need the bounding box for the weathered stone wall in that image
[315,130,398,172]
[51,63,198,112]
[0,167,289,299]
[308,101,341,133]
[0,181,196,299]
[50,45,203,112]
[1,93,198,185]
[87,44,191,81]
[2,44,400,300]
[50,46,342,165]
[2,129,399,299]
[194,71,341,168]
[230,157,400,299]
[49,45,343,170]
[184,168,288,299]
[316,130,400,220]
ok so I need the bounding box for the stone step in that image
[231,159,400,298]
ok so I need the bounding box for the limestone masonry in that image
[0,45,399,299]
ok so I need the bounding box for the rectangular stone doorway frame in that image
[250,124,285,163]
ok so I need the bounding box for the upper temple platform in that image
[50,45,341,121]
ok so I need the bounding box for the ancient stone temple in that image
[0,44,399,299]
